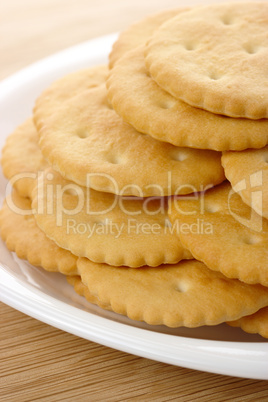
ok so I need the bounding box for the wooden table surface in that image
[1,1,268,400]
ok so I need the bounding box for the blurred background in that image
[1,0,231,80]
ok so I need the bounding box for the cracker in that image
[222,146,268,219]
[145,2,268,119]
[228,307,268,339]
[31,167,192,267]
[0,191,77,275]
[77,257,268,328]
[109,8,187,68]
[1,118,48,198]
[107,45,268,151]
[168,182,268,286]
[34,66,108,129]
[37,84,225,196]
[67,275,112,310]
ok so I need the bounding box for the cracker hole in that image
[77,129,88,139]
[205,204,220,213]
[221,15,233,25]
[242,235,262,245]
[243,43,259,55]
[209,72,222,81]
[158,100,176,110]
[170,150,188,162]
[106,154,121,164]
[175,281,189,293]
[184,42,196,51]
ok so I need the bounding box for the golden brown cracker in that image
[0,191,77,275]
[228,307,268,339]
[34,66,107,129]
[145,3,268,119]
[32,168,192,267]
[37,84,225,196]
[109,8,187,68]
[107,45,268,151]
[67,275,112,310]
[77,257,268,328]
[1,119,48,198]
[168,182,268,286]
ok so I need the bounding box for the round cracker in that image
[168,182,268,287]
[228,307,268,339]
[0,191,77,275]
[1,119,48,198]
[222,146,268,219]
[107,45,268,151]
[37,84,225,196]
[34,66,108,128]
[109,7,187,68]
[32,167,192,267]
[67,275,112,310]
[77,257,268,328]
[145,2,268,119]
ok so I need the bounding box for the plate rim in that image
[1,264,268,380]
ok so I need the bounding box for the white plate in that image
[0,34,268,380]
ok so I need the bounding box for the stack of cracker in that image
[1,2,268,338]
